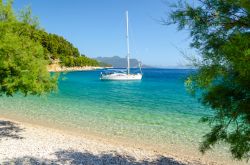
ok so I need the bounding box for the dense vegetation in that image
[0,0,57,96]
[2,0,99,68]
[0,0,100,96]
[13,11,99,67]
[168,0,250,160]
[36,31,100,67]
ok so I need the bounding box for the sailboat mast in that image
[126,11,130,75]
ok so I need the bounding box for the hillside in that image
[14,23,99,67]
[95,56,147,68]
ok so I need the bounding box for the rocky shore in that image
[47,64,108,72]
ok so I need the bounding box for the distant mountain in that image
[95,56,150,68]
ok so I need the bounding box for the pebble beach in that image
[1,117,248,165]
[0,118,195,165]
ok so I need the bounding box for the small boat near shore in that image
[100,71,142,80]
[100,11,142,81]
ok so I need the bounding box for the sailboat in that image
[100,11,143,80]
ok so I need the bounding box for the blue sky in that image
[13,0,195,67]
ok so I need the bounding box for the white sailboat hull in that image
[100,11,143,81]
[100,73,142,80]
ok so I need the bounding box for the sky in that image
[13,0,196,67]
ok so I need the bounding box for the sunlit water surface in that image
[0,69,246,164]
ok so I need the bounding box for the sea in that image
[0,68,245,164]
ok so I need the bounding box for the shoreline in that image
[0,117,193,165]
[47,65,108,72]
[0,116,247,165]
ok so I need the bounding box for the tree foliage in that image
[60,55,99,67]
[0,0,101,96]
[10,15,100,67]
[38,33,99,67]
[0,0,57,96]
[168,0,250,160]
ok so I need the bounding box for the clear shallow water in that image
[0,69,235,161]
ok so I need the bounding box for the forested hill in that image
[0,0,100,96]
[17,24,99,67]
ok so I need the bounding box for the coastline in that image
[0,116,247,165]
[47,64,111,72]
[0,117,192,165]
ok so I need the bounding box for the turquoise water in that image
[0,69,219,155]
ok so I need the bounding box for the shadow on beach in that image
[0,120,23,140]
[0,120,195,165]
[3,150,191,165]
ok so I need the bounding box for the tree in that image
[0,0,57,96]
[0,0,16,22]
[167,0,250,160]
